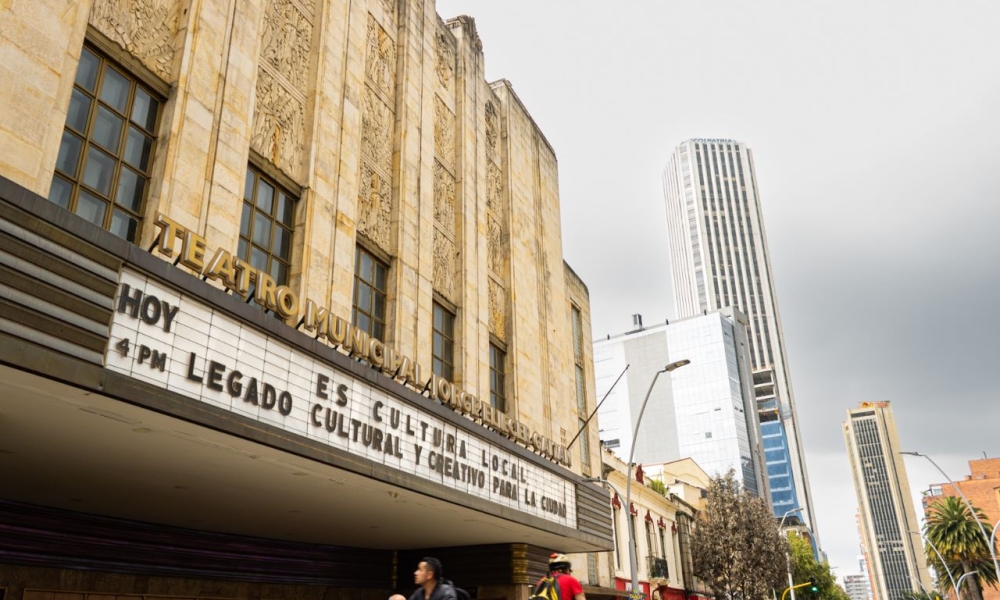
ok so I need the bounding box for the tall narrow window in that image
[646,520,656,559]
[572,305,589,467]
[489,343,506,412]
[613,507,622,569]
[50,45,161,242]
[353,247,388,340]
[240,167,295,297]
[659,527,667,560]
[432,303,455,380]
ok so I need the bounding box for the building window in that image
[50,44,161,242]
[613,507,622,569]
[353,246,388,340]
[659,527,667,559]
[432,303,455,380]
[646,520,656,558]
[489,343,506,412]
[579,417,591,468]
[240,167,295,297]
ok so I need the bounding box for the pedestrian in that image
[390,557,458,600]
[546,553,585,600]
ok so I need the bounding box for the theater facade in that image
[0,1,613,599]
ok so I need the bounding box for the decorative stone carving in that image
[433,229,457,303]
[487,216,504,275]
[486,162,502,213]
[250,67,305,172]
[362,87,394,175]
[435,31,455,91]
[365,15,396,98]
[434,97,456,171]
[485,101,499,164]
[260,0,313,91]
[488,279,506,342]
[434,161,455,234]
[358,162,392,251]
[89,0,180,80]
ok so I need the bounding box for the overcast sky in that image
[437,0,1000,581]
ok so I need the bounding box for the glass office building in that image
[594,309,767,496]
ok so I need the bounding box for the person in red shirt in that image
[547,553,586,600]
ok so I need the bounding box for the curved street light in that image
[900,452,1000,585]
[911,529,959,600]
[624,359,691,599]
[956,571,979,597]
[780,508,804,600]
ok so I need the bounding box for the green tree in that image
[787,533,850,600]
[690,470,787,600]
[924,497,998,600]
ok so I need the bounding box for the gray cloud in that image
[438,0,1000,578]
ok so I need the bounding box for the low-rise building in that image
[567,451,713,600]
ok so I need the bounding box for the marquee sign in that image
[151,215,572,467]
[104,269,576,527]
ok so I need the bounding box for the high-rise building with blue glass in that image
[662,139,818,542]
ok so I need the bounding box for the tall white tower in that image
[844,402,932,600]
[662,139,817,535]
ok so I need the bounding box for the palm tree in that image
[923,497,998,600]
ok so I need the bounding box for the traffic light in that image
[807,580,819,593]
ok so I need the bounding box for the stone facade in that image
[0,0,599,473]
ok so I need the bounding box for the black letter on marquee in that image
[150,350,167,372]
[244,378,259,405]
[278,391,292,416]
[140,294,161,326]
[262,384,277,409]
[117,284,142,318]
[336,383,348,406]
[227,370,243,396]
[206,361,225,391]
[316,373,329,399]
[186,352,203,383]
[373,400,383,422]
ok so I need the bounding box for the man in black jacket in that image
[390,557,457,600]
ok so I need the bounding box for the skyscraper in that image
[593,308,768,496]
[662,139,816,530]
[844,402,932,600]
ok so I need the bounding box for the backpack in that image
[442,579,471,600]
[530,573,563,600]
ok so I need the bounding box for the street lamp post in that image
[956,571,979,598]
[900,452,1000,585]
[911,529,959,600]
[780,508,804,600]
[623,359,690,600]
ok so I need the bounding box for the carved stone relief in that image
[485,101,499,164]
[250,68,305,172]
[488,279,506,342]
[434,97,456,171]
[362,87,394,175]
[433,229,457,303]
[486,162,502,213]
[435,31,455,91]
[260,0,313,91]
[89,0,180,80]
[358,162,392,251]
[365,15,396,98]
[434,161,456,235]
[487,216,504,275]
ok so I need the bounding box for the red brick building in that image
[922,458,1000,600]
